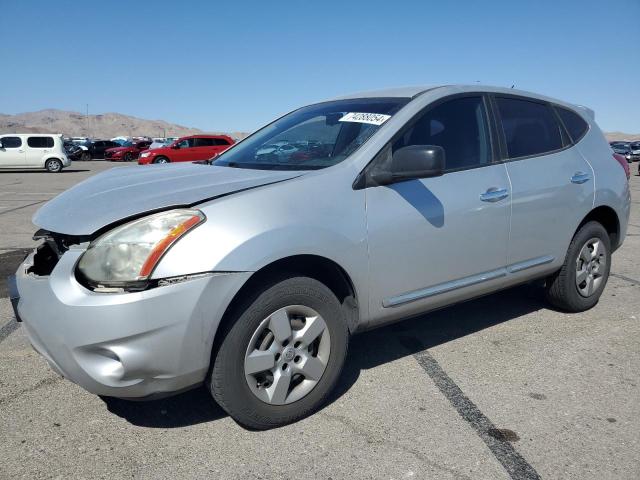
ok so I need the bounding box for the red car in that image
[137,135,235,165]
[105,141,153,162]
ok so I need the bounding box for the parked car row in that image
[610,141,640,163]
[61,135,236,164]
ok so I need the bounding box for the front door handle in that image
[571,172,591,184]
[480,187,509,202]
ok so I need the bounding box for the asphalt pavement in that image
[0,161,638,479]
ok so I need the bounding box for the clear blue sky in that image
[1,0,639,133]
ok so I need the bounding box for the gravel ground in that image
[0,161,638,479]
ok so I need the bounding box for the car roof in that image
[329,84,591,115]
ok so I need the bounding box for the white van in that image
[0,134,71,172]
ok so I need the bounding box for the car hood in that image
[33,163,303,235]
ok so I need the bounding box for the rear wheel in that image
[545,221,611,312]
[154,156,169,164]
[45,158,62,173]
[209,276,349,429]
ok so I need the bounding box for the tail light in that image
[612,153,630,180]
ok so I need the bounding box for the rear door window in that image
[555,106,589,143]
[1,136,22,148]
[27,137,54,148]
[214,138,231,146]
[495,97,563,159]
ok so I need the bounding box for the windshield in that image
[214,98,409,170]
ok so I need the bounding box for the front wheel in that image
[545,221,611,312]
[123,152,133,162]
[45,158,62,173]
[154,156,169,164]
[81,151,91,162]
[210,276,349,430]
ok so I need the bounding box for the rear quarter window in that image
[555,106,589,143]
[27,137,54,148]
[495,97,563,159]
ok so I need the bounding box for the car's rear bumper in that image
[13,248,251,398]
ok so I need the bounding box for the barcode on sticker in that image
[339,112,391,126]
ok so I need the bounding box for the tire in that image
[123,152,133,162]
[81,151,91,162]
[45,158,63,173]
[545,221,611,312]
[210,276,349,430]
[154,156,169,164]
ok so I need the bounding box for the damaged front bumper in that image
[12,247,251,398]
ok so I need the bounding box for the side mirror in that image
[171,144,180,149]
[370,145,445,186]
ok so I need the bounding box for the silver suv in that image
[10,85,631,429]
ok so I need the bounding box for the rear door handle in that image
[480,187,509,202]
[571,172,591,184]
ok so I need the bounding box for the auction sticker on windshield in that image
[339,112,391,126]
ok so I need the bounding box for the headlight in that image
[77,209,205,286]
[140,152,151,158]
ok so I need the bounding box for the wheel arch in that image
[208,254,360,375]
[576,205,620,251]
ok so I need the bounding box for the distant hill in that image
[0,109,635,143]
[605,132,640,142]
[0,109,249,140]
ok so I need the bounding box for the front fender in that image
[154,223,366,292]
[151,170,369,309]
